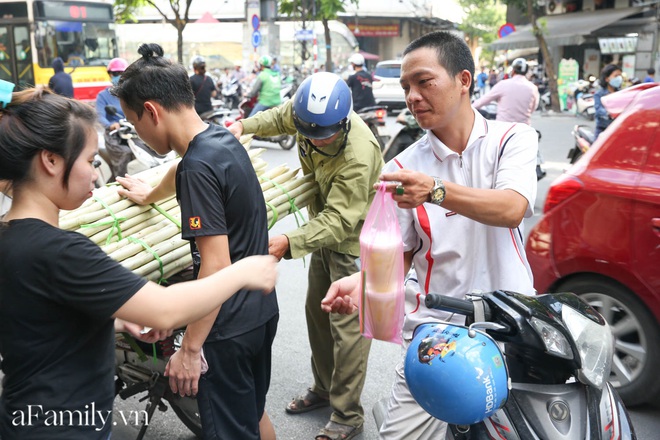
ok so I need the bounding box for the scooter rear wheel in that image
[279,135,296,150]
[169,395,203,438]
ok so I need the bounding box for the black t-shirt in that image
[0,219,147,439]
[190,74,216,115]
[347,70,376,112]
[176,124,278,342]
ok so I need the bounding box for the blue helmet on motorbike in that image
[405,323,509,425]
[292,72,352,139]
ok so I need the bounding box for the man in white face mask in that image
[593,63,622,139]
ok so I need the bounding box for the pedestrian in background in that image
[594,63,622,139]
[644,67,655,83]
[473,58,540,126]
[346,53,376,112]
[189,56,217,118]
[47,57,73,98]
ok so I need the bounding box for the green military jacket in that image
[241,100,384,259]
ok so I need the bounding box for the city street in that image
[1,111,657,439]
[110,110,660,439]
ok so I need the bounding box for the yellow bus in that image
[0,0,117,101]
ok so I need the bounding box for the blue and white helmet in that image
[293,72,353,139]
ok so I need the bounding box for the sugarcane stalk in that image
[131,244,191,276]
[121,237,189,271]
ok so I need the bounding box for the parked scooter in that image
[381,109,424,162]
[568,124,595,164]
[573,78,597,120]
[221,77,242,110]
[115,327,202,439]
[356,105,390,150]
[98,106,177,184]
[375,289,636,439]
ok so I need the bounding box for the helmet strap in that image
[306,119,350,158]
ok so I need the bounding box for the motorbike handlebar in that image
[425,293,492,321]
[425,293,474,315]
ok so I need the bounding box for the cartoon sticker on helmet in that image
[417,333,457,365]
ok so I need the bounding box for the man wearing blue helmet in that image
[322,31,537,439]
[229,71,384,440]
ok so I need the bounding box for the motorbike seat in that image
[577,126,595,144]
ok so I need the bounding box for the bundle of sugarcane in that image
[59,150,319,282]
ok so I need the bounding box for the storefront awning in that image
[489,6,644,51]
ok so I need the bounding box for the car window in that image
[375,65,401,78]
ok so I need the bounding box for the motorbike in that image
[573,79,597,120]
[375,289,636,439]
[226,95,297,150]
[221,77,242,110]
[115,329,202,439]
[568,124,595,164]
[200,100,234,127]
[356,105,390,150]
[98,106,177,185]
[381,109,424,162]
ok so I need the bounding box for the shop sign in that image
[347,24,399,37]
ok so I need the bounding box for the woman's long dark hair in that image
[0,87,96,189]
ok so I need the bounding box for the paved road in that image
[2,111,658,439]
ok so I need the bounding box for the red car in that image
[526,83,660,407]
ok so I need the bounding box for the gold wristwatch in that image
[429,177,446,206]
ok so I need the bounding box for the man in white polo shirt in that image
[321,31,538,439]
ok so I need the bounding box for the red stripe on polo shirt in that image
[509,228,525,266]
[416,205,434,293]
[410,292,422,314]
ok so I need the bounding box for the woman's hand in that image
[115,318,173,343]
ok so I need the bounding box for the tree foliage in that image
[113,0,193,64]
[499,0,561,111]
[456,0,505,65]
[279,0,358,72]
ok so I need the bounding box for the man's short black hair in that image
[403,31,475,95]
[111,43,194,119]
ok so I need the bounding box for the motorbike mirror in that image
[105,105,118,116]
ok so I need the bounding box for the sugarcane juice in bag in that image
[361,233,402,340]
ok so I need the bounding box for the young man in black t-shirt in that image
[112,43,279,440]
[346,53,376,112]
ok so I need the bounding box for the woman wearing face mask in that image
[96,58,129,132]
[593,63,622,140]
[95,58,131,181]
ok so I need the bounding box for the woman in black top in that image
[0,85,277,439]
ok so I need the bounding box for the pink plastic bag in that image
[359,183,405,344]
